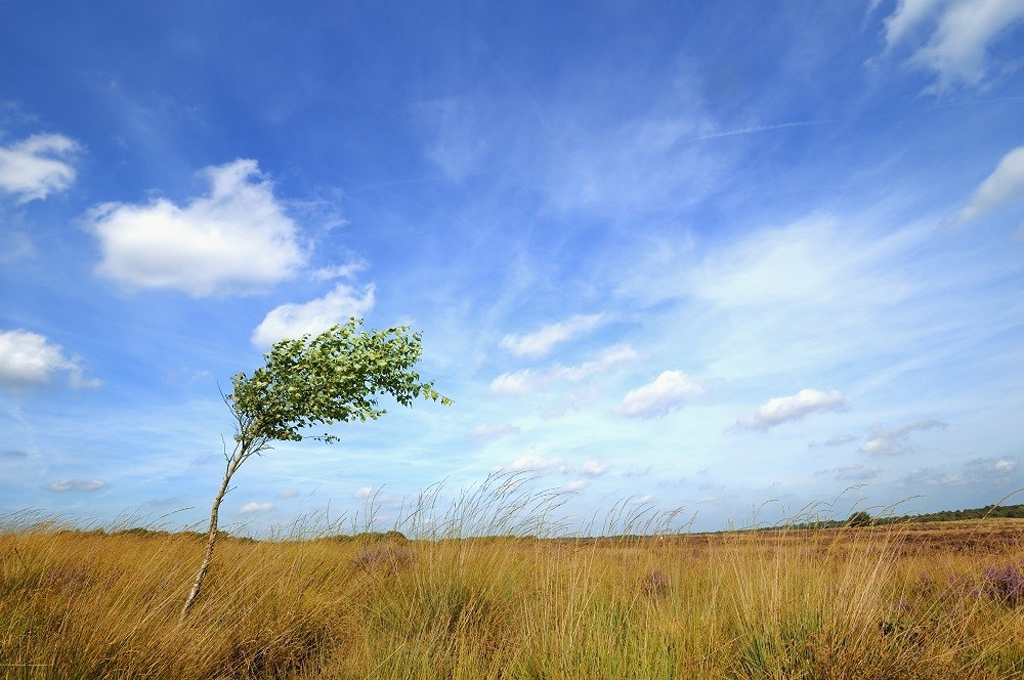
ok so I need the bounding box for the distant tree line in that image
[776,503,1024,531]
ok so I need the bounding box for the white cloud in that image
[995,458,1017,472]
[469,423,521,443]
[0,329,98,389]
[310,261,367,282]
[239,501,275,514]
[860,418,949,455]
[353,486,374,499]
[0,133,79,202]
[278,488,301,499]
[581,459,610,477]
[44,479,106,492]
[731,389,846,431]
[489,369,544,397]
[956,146,1024,225]
[489,345,639,396]
[859,437,906,456]
[500,314,604,357]
[251,283,375,347]
[494,454,568,475]
[562,480,589,492]
[882,0,946,46]
[882,0,1024,91]
[90,159,306,296]
[616,370,705,418]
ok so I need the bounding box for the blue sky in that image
[1,1,1023,535]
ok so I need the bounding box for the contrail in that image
[689,119,834,142]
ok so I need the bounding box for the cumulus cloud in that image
[0,329,98,389]
[956,146,1024,226]
[860,418,948,456]
[616,370,705,418]
[251,283,375,347]
[489,345,638,396]
[353,486,374,500]
[995,458,1017,472]
[881,0,1024,91]
[90,159,306,296]
[469,423,521,443]
[731,389,846,431]
[581,459,610,477]
[500,314,604,357]
[0,133,79,202]
[44,479,106,492]
[239,501,275,514]
[562,480,589,492]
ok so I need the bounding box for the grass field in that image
[2,511,1023,679]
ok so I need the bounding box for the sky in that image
[1,1,1023,536]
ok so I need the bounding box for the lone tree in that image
[847,510,872,528]
[181,318,449,618]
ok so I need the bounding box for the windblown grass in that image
[2,487,1023,678]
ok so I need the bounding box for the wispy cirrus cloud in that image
[0,329,99,389]
[90,159,306,296]
[500,314,604,358]
[251,283,375,347]
[0,133,80,202]
[731,389,846,432]
[615,370,705,418]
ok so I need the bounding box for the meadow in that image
[2,504,1023,679]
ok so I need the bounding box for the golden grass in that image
[2,518,1023,678]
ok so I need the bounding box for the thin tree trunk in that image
[181,453,239,619]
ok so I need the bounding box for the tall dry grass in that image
[2,487,1023,679]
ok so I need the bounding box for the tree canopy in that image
[229,318,450,446]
